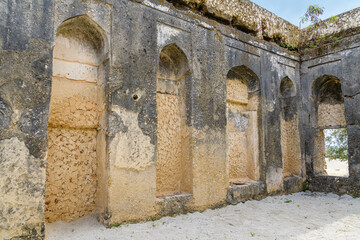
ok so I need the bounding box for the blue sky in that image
[251,0,360,28]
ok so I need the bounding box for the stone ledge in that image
[283,176,304,194]
[226,181,266,204]
[156,194,193,217]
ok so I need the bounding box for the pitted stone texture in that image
[0,137,45,239]
[45,128,97,223]
[317,103,346,128]
[226,76,260,182]
[48,91,100,129]
[45,15,106,224]
[281,117,302,177]
[156,93,191,196]
[0,97,12,130]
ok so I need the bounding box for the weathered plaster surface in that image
[226,76,260,183]
[191,128,228,210]
[45,27,104,223]
[0,138,45,239]
[2,0,360,238]
[107,106,156,223]
[109,107,154,171]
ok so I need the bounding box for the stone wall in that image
[300,31,360,195]
[168,0,300,46]
[0,0,54,238]
[301,7,360,44]
[0,0,359,239]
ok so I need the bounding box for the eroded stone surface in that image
[0,137,45,239]
[1,1,360,239]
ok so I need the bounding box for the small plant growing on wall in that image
[300,4,325,27]
[300,4,343,49]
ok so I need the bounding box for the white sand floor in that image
[326,158,349,177]
[46,192,360,240]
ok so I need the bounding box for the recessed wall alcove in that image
[312,75,348,177]
[226,65,261,186]
[45,15,108,222]
[156,43,192,197]
[279,76,302,178]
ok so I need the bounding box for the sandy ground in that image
[326,158,349,177]
[46,192,360,240]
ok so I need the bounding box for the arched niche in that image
[46,15,108,223]
[158,43,189,80]
[312,75,345,128]
[226,65,261,185]
[279,77,301,178]
[156,43,192,197]
[280,77,296,98]
[312,75,347,176]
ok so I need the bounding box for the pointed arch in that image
[311,75,347,175]
[158,43,190,81]
[55,15,109,64]
[280,76,296,98]
[312,75,343,105]
[226,65,260,93]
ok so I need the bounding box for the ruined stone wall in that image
[301,7,360,44]
[279,78,302,178]
[317,103,346,127]
[300,31,360,195]
[156,44,192,196]
[4,0,360,239]
[0,1,54,238]
[169,0,300,46]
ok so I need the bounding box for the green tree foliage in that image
[300,4,325,25]
[325,128,348,161]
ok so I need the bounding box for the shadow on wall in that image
[46,15,109,223]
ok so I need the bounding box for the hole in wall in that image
[323,128,349,177]
[133,94,139,100]
[313,75,347,176]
